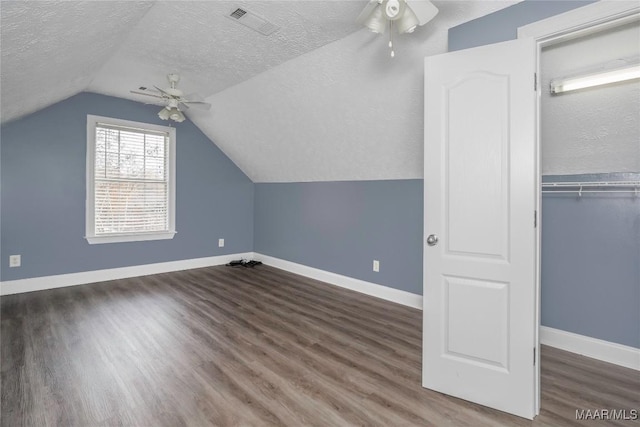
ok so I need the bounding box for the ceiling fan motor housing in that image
[165,88,183,97]
[167,73,180,85]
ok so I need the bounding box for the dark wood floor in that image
[1,265,638,426]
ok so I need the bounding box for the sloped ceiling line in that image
[0,1,155,123]
[1,1,521,183]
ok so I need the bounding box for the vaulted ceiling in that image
[1,0,520,182]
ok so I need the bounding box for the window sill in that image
[85,231,176,245]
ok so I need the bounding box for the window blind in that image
[93,123,169,235]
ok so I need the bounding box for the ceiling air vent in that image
[227,7,279,36]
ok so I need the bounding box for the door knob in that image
[427,234,439,246]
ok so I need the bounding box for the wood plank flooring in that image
[1,265,638,426]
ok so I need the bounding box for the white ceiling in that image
[195,1,521,182]
[1,1,365,123]
[1,0,521,182]
[1,1,155,123]
[88,1,369,101]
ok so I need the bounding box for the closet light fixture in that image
[550,62,640,94]
[356,0,438,58]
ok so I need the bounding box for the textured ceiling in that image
[1,0,522,182]
[0,1,154,123]
[88,1,367,101]
[193,0,522,182]
[1,0,365,123]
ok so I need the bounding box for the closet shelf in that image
[542,181,640,194]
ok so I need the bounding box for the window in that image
[86,115,176,244]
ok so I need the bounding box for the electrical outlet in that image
[9,255,21,268]
[218,238,225,248]
[373,260,380,272]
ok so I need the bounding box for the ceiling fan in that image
[130,73,211,123]
[356,0,439,57]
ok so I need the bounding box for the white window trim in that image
[85,115,176,245]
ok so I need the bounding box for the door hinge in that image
[534,73,537,91]
[534,347,536,365]
[534,210,537,228]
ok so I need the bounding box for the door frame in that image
[517,0,640,415]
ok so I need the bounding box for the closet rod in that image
[542,180,640,188]
[542,180,640,195]
[541,189,639,194]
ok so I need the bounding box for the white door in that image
[423,38,538,419]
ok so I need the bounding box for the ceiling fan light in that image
[169,110,185,123]
[356,0,439,57]
[383,0,405,21]
[364,5,387,34]
[158,107,170,120]
[397,5,419,34]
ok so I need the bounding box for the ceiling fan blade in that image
[185,92,205,101]
[154,85,175,98]
[356,0,379,25]
[405,0,438,26]
[182,101,211,110]
[178,101,190,110]
[130,90,164,99]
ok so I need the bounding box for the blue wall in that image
[542,174,640,348]
[450,1,639,348]
[254,180,424,294]
[448,0,597,52]
[1,92,254,281]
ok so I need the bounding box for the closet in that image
[539,19,640,351]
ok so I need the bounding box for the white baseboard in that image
[254,253,422,309]
[256,255,638,370]
[540,326,640,371]
[0,252,255,296]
